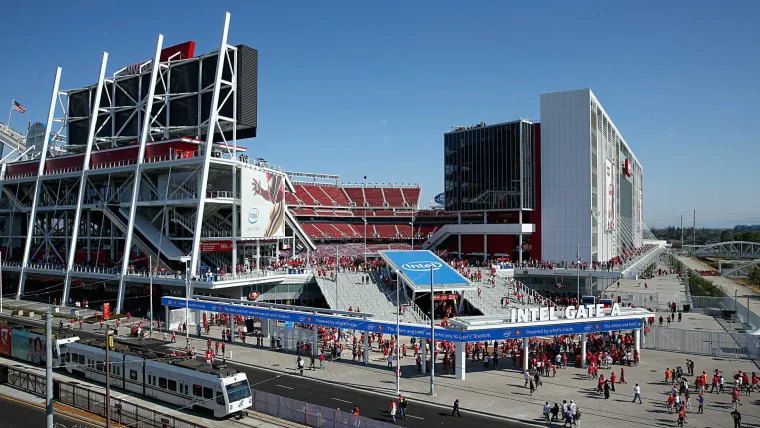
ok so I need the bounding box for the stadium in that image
[0,12,664,323]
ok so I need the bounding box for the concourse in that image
[161,295,650,380]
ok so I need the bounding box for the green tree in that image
[720,229,734,242]
[749,267,760,287]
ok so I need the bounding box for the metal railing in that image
[253,389,397,428]
[0,363,204,428]
[642,325,760,359]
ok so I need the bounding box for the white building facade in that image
[539,89,644,265]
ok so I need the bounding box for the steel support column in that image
[17,67,62,299]
[62,54,109,306]
[116,34,164,314]
[189,12,231,283]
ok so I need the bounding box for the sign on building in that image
[240,167,286,238]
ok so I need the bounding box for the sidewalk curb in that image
[225,357,542,428]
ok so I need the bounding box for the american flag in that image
[12,100,26,114]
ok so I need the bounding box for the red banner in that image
[201,241,233,252]
[103,303,111,320]
[434,294,458,301]
[0,327,11,356]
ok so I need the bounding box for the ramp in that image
[379,250,472,292]
[122,209,185,259]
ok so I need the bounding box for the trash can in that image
[682,304,690,313]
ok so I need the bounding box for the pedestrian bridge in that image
[688,241,760,259]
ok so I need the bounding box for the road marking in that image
[276,384,294,390]
[251,375,280,386]
[332,398,352,403]
[407,415,424,420]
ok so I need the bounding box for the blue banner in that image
[380,250,470,288]
[162,297,643,342]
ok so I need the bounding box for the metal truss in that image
[16,67,65,298]
[690,241,760,259]
[721,258,760,278]
[115,34,165,312]
[189,12,237,282]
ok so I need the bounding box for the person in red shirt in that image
[610,372,617,391]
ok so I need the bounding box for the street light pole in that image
[105,328,112,428]
[45,312,53,428]
[396,271,401,396]
[149,254,153,338]
[576,243,581,305]
[180,255,191,345]
[429,265,435,396]
[335,247,339,310]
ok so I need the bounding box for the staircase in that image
[168,179,198,199]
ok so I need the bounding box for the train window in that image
[184,384,188,395]
[96,361,104,372]
[168,380,177,392]
[65,353,71,363]
[216,392,224,405]
[203,387,213,400]
[193,384,202,397]
[130,370,138,381]
[78,355,85,365]
[159,377,167,389]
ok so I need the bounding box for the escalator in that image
[96,204,184,271]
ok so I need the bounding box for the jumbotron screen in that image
[66,43,257,146]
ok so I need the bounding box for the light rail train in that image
[64,341,252,418]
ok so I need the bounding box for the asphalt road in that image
[0,395,99,428]
[0,315,530,427]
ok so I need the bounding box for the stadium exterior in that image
[0,13,316,314]
[0,10,656,316]
[540,89,644,266]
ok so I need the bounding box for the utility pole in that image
[105,329,112,428]
[395,271,401,396]
[335,247,339,310]
[576,243,581,303]
[149,255,153,338]
[692,210,696,250]
[45,312,53,428]
[680,215,684,248]
[429,265,435,396]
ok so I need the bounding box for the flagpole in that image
[7,98,13,128]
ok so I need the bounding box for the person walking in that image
[732,409,742,428]
[451,399,461,417]
[389,399,397,423]
[543,402,551,422]
[632,383,642,403]
[398,396,407,420]
[697,394,704,414]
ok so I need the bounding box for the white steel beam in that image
[189,12,231,281]
[16,67,62,300]
[61,53,109,305]
[116,34,164,314]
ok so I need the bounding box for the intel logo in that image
[401,261,443,272]
[584,325,593,332]
[248,208,259,224]
[503,331,513,338]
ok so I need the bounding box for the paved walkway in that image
[161,321,760,428]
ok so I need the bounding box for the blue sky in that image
[1,1,758,228]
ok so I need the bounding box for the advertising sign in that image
[11,330,46,366]
[201,241,233,252]
[638,189,643,232]
[161,297,645,342]
[381,250,470,289]
[103,303,111,320]
[240,168,286,238]
[0,327,11,356]
[605,159,615,232]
